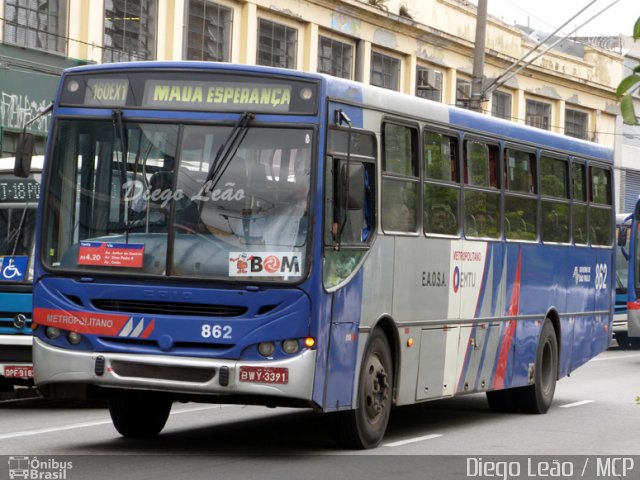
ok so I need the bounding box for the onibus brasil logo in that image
[8,456,73,479]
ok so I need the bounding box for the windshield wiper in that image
[201,112,254,196]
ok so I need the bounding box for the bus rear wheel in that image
[331,328,393,449]
[108,391,172,438]
[516,319,558,414]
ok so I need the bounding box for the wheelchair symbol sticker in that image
[0,256,28,281]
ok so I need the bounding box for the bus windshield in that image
[616,230,629,293]
[0,173,40,283]
[43,119,312,281]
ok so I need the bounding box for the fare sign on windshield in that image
[78,242,144,268]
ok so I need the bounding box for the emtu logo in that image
[453,266,460,293]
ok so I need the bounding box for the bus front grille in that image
[91,299,247,317]
[110,360,215,383]
[0,345,32,362]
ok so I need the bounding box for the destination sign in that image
[143,80,293,112]
[61,70,318,114]
[84,78,129,106]
[0,179,40,203]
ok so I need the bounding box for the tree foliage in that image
[617,17,640,124]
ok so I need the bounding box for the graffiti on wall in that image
[1,92,50,133]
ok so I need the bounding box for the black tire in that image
[516,319,558,414]
[108,391,172,438]
[486,388,517,413]
[331,329,393,449]
[0,380,14,393]
[615,331,640,349]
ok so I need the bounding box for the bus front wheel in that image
[516,319,558,414]
[331,328,393,449]
[108,391,172,438]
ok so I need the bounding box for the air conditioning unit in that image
[457,82,471,99]
[417,69,434,88]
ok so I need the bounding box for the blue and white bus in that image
[18,62,614,448]
[621,200,640,345]
[0,156,41,392]
[613,213,640,348]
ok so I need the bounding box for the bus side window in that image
[589,165,613,246]
[423,130,460,236]
[504,148,537,241]
[381,122,418,234]
[541,155,570,244]
[572,162,588,245]
[463,140,500,238]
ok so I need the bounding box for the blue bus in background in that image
[0,156,41,393]
[16,62,615,448]
[621,200,640,346]
[616,212,640,348]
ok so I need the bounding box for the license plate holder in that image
[3,365,33,379]
[239,366,289,384]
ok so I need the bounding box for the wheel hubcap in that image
[364,354,389,422]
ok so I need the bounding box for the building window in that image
[492,91,512,120]
[185,0,232,61]
[103,0,157,63]
[370,51,400,91]
[416,66,443,102]
[526,99,551,130]
[455,79,471,109]
[257,18,297,69]
[565,108,588,140]
[3,0,66,53]
[318,36,353,79]
[2,131,46,157]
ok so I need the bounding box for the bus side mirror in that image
[618,225,628,247]
[338,162,365,210]
[14,133,35,178]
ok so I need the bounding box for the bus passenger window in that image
[589,166,613,246]
[423,131,457,182]
[382,179,417,232]
[382,122,418,234]
[572,162,588,245]
[504,149,537,241]
[423,130,460,236]
[463,139,500,238]
[464,141,498,188]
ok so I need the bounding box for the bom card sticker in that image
[229,252,302,277]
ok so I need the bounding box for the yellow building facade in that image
[0,0,623,148]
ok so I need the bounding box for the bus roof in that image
[60,61,613,163]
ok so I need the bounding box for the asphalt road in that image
[0,347,638,480]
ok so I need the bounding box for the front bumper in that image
[34,338,316,401]
[0,335,33,381]
[613,313,627,333]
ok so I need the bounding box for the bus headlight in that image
[45,327,61,340]
[258,342,275,357]
[282,339,299,354]
[67,331,83,345]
